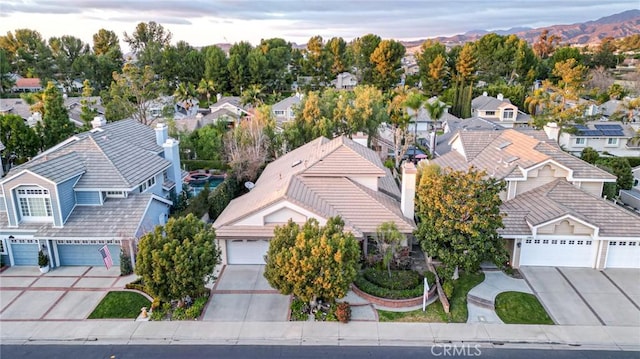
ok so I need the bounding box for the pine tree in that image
[37,81,74,150]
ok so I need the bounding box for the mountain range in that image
[402,9,640,52]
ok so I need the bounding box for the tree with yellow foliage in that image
[264,217,360,308]
[415,164,507,280]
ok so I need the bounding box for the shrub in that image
[181,160,227,171]
[120,250,133,276]
[208,173,240,221]
[150,297,161,311]
[290,298,309,321]
[125,278,146,293]
[363,268,422,290]
[354,274,424,299]
[38,250,49,267]
[336,302,351,323]
[442,281,455,299]
[184,297,208,319]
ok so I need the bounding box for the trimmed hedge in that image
[354,269,434,300]
[207,173,240,221]
[363,268,421,290]
[182,160,228,171]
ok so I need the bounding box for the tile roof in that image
[272,95,301,112]
[9,119,170,187]
[14,78,42,88]
[472,95,511,111]
[0,194,163,238]
[431,129,615,181]
[500,180,640,237]
[214,136,414,236]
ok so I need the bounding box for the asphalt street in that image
[1,345,638,359]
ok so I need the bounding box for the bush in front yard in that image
[363,268,422,290]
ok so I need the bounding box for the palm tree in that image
[241,84,265,108]
[197,78,216,107]
[424,97,446,129]
[174,83,197,112]
[403,92,424,154]
[618,97,640,124]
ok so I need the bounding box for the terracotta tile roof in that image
[432,129,615,181]
[501,179,640,238]
[14,78,42,88]
[213,135,414,236]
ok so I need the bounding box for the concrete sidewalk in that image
[1,320,638,351]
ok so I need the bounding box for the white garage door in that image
[227,239,270,264]
[606,241,640,268]
[519,238,595,267]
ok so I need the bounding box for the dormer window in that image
[139,176,157,193]
[503,109,514,119]
[16,187,53,222]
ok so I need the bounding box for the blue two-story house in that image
[0,118,182,269]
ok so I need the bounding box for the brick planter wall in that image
[351,283,438,308]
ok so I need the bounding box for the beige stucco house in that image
[429,128,640,269]
[213,136,416,264]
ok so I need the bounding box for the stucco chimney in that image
[91,116,106,129]
[352,132,368,147]
[163,138,182,192]
[543,122,559,141]
[497,93,504,101]
[155,123,168,147]
[401,161,417,220]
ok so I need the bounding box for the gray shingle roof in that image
[26,152,85,183]
[272,95,301,112]
[501,180,640,237]
[11,119,170,187]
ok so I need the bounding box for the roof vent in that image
[505,156,519,164]
[496,141,511,150]
[292,160,302,167]
[244,181,255,190]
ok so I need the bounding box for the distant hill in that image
[403,9,640,52]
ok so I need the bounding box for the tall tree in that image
[404,92,424,148]
[303,35,329,88]
[92,29,122,58]
[0,49,14,93]
[258,38,293,92]
[370,39,406,90]
[202,45,229,94]
[0,29,53,79]
[105,63,163,124]
[375,222,405,278]
[533,29,560,59]
[451,43,475,118]
[387,86,412,168]
[197,78,216,107]
[136,214,221,302]
[0,114,40,166]
[350,34,381,84]
[79,79,98,129]
[227,42,253,95]
[36,82,75,150]
[49,35,90,92]
[123,21,172,55]
[264,217,360,308]
[326,37,348,77]
[415,165,507,279]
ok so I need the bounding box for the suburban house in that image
[12,77,43,93]
[429,117,505,157]
[619,165,640,212]
[545,121,640,157]
[0,96,93,129]
[471,92,531,128]
[406,97,460,137]
[213,136,416,264]
[0,118,182,268]
[64,96,105,128]
[428,128,640,269]
[208,96,250,127]
[271,94,302,126]
[331,72,358,90]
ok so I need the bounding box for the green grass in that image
[495,291,554,325]
[88,291,151,319]
[378,271,485,323]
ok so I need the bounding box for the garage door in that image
[227,239,269,264]
[606,241,640,268]
[9,239,39,266]
[57,241,121,266]
[519,238,595,267]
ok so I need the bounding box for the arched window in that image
[16,186,53,222]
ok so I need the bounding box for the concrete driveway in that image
[521,267,640,326]
[0,266,131,321]
[202,265,290,322]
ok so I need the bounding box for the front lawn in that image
[377,271,485,323]
[88,291,151,319]
[495,291,554,325]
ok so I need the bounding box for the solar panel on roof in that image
[594,124,623,130]
[574,124,588,129]
[579,130,603,136]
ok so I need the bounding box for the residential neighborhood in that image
[1,5,640,355]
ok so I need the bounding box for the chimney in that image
[401,161,417,220]
[482,91,488,97]
[497,93,504,101]
[163,138,182,192]
[543,122,560,141]
[155,123,168,147]
[352,132,368,147]
[216,93,222,101]
[91,116,106,129]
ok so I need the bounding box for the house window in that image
[630,242,637,246]
[525,239,532,244]
[586,241,592,245]
[0,239,6,254]
[610,241,617,246]
[139,176,156,193]
[274,110,285,116]
[569,240,575,245]
[551,240,558,244]
[575,138,586,145]
[16,186,53,221]
[502,109,514,119]
[560,240,566,244]
[577,240,584,245]
[620,241,627,246]
[105,191,126,198]
[534,239,540,244]
[606,138,618,146]
[543,240,549,244]
[484,111,496,116]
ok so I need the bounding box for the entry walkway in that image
[466,270,533,324]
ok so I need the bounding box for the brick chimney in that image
[401,161,417,220]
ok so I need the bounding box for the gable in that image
[527,163,569,179]
[536,218,595,236]
[304,146,385,177]
[234,200,325,227]
[264,206,308,224]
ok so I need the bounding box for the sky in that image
[0,0,637,52]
